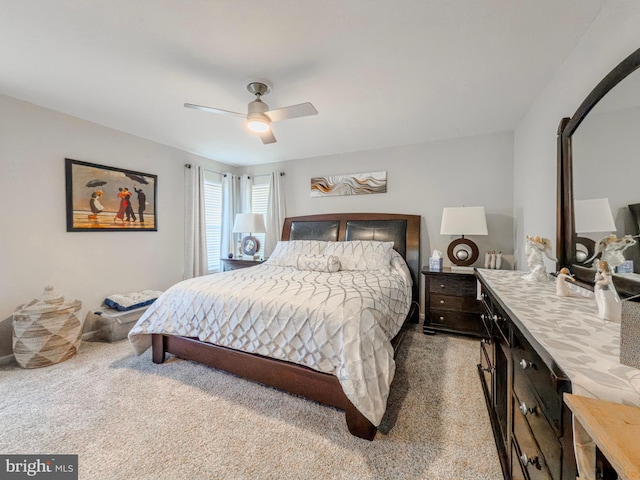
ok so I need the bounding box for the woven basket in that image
[621,298,640,369]
[12,286,82,369]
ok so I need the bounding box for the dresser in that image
[422,268,484,336]
[475,269,640,480]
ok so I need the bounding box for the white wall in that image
[0,95,233,360]
[514,0,640,270]
[243,131,515,272]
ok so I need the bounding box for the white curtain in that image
[221,173,241,259]
[184,164,208,279]
[240,175,253,213]
[265,171,286,257]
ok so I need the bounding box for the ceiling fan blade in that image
[265,102,318,123]
[259,130,277,144]
[184,103,245,118]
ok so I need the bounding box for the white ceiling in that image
[1,0,607,166]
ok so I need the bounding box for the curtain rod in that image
[184,164,285,177]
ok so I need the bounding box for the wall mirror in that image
[557,47,640,297]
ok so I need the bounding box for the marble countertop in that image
[476,269,640,407]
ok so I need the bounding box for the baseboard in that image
[82,330,100,342]
[0,353,16,367]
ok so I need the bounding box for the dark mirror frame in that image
[557,47,640,297]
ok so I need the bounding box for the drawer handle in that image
[520,453,542,469]
[439,316,444,321]
[519,402,537,416]
[519,359,534,370]
[493,314,499,321]
[440,284,445,288]
[439,300,445,304]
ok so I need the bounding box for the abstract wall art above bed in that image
[65,158,157,232]
[310,171,387,197]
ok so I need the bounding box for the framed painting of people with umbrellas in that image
[65,158,157,232]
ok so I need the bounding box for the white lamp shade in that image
[233,213,266,234]
[574,198,616,233]
[440,206,488,236]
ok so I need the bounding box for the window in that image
[203,172,222,273]
[251,177,269,255]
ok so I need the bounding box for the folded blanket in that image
[104,290,163,311]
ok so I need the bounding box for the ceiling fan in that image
[184,81,318,144]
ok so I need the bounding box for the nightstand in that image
[422,267,484,336]
[220,258,265,271]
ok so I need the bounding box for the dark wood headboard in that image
[282,213,421,309]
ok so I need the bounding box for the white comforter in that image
[129,262,412,425]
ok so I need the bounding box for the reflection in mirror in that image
[574,198,616,262]
[571,65,640,282]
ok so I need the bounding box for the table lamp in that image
[574,198,616,263]
[440,206,488,270]
[233,213,266,257]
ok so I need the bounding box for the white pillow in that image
[324,241,394,271]
[296,254,341,273]
[390,249,413,286]
[265,240,328,267]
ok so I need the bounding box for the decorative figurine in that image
[555,267,575,297]
[522,235,556,282]
[483,251,503,270]
[594,260,621,323]
[593,234,637,272]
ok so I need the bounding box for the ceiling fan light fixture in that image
[247,113,271,133]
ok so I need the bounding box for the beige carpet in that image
[0,328,502,479]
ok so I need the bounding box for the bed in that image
[129,213,420,440]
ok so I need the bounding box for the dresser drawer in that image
[429,294,481,313]
[479,338,494,401]
[428,309,484,335]
[512,393,554,480]
[512,331,563,434]
[428,275,477,297]
[479,288,510,346]
[513,375,562,480]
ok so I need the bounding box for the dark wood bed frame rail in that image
[151,212,421,440]
[152,329,406,440]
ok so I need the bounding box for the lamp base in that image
[575,236,596,264]
[241,235,260,256]
[447,237,479,267]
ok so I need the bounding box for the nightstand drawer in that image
[513,374,562,480]
[428,276,477,297]
[429,294,481,312]
[423,269,484,337]
[428,309,484,335]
